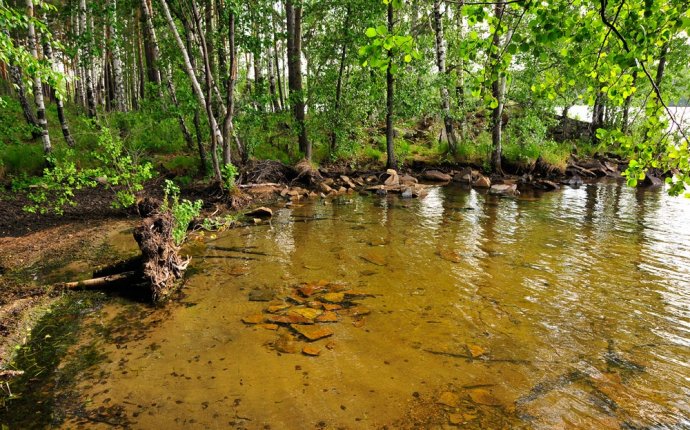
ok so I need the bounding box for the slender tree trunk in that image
[160,0,223,182]
[385,1,396,170]
[26,0,51,153]
[622,70,637,135]
[109,0,127,111]
[490,1,505,174]
[286,0,310,160]
[205,0,216,79]
[80,0,97,117]
[165,66,195,151]
[330,6,350,153]
[193,110,208,175]
[41,14,76,147]
[141,0,161,87]
[267,44,279,113]
[433,0,457,154]
[8,64,41,138]
[222,8,242,165]
[273,15,285,111]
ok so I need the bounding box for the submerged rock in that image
[249,289,276,302]
[302,345,322,356]
[290,324,334,341]
[437,391,459,407]
[468,388,502,406]
[384,169,400,186]
[274,333,301,354]
[489,184,519,195]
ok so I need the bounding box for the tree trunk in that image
[41,13,76,147]
[286,0,310,160]
[109,0,127,111]
[26,0,51,153]
[80,0,97,117]
[141,0,162,87]
[273,14,285,111]
[222,8,242,166]
[8,64,41,139]
[164,66,195,151]
[622,70,637,134]
[385,1,396,170]
[267,44,279,113]
[193,110,208,175]
[490,1,505,174]
[330,6,350,153]
[433,0,457,155]
[160,0,223,182]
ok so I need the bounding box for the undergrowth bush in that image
[162,179,202,245]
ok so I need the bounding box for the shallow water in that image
[5,181,690,429]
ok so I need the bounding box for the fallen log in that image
[61,271,139,289]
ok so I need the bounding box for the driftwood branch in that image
[60,271,139,289]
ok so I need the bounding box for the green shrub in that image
[0,143,45,178]
[162,179,202,245]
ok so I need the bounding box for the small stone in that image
[290,324,334,341]
[242,314,265,324]
[249,289,275,302]
[316,311,338,323]
[322,292,345,303]
[319,182,333,193]
[307,301,324,309]
[273,333,301,354]
[400,174,418,185]
[299,284,324,297]
[448,413,463,425]
[468,344,487,358]
[341,306,371,317]
[322,303,342,311]
[260,324,279,330]
[438,391,459,407]
[302,346,322,356]
[361,252,386,266]
[352,319,366,328]
[401,188,413,199]
[468,388,502,406]
[325,341,336,350]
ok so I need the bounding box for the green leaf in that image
[365,28,377,38]
[404,54,412,62]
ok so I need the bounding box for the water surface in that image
[5,182,690,429]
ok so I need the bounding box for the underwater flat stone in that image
[249,289,275,302]
[299,284,324,297]
[260,323,279,330]
[322,303,342,311]
[273,333,301,354]
[265,314,313,325]
[290,324,334,341]
[361,252,386,266]
[245,207,273,219]
[302,345,322,356]
[341,306,371,317]
[288,307,323,320]
[306,301,324,309]
[316,311,338,323]
[322,292,345,303]
[242,314,265,324]
[468,388,502,406]
[438,391,459,407]
[267,303,291,313]
[342,290,374,299]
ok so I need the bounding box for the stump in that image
[133,209,189,303]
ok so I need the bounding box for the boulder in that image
[384,169,399,186]
[423,170,452,182]
[564,175,584,187]
[533,180,560,191]
[473,175,491,188]
[401,187,413,199]
[245,207,273,219]
[640,174,663,188]
[319,182,333,193]
[489,184,519,195]
[400,174,418,185]
[453,167,473,183]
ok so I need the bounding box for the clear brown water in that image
[5,182,690,429]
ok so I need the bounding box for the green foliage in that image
[162,179,203,245]
[221,163,238,191]
[23,127,154,214]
